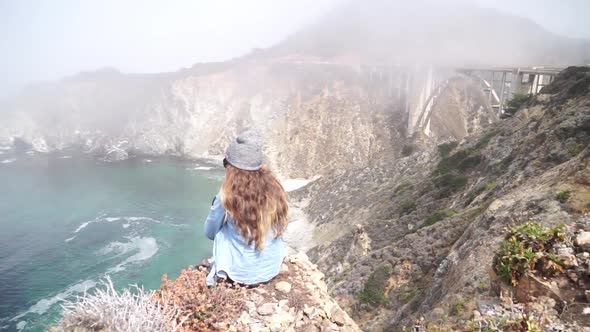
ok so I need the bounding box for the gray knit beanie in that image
[225,130,264,171]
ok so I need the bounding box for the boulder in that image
[515,272,565,304]
[575,232,590,251]
[275,281,292,293]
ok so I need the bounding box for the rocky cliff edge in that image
[53,253,360,332]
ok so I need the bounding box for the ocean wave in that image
[0,158,16,164]
[57,155,72,159]
[100,236,159,273]
[0,146,12,150]
[187,166,213,171]
[10,279,97,321]
[66,216,160,242]
[125,216,160,223]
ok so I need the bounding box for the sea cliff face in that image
[0,62,493,178]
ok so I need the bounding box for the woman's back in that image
[203,130,288,286]
[204,194,286,285]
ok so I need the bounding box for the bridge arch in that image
[413,74,497,137]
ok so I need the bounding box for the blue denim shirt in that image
[204,194,286,285]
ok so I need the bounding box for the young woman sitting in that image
[204,130,288,286]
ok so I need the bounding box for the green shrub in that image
[555,190,571,203]
[504,93,532,117]
[437,142,458,158]
[494,154,515,174]
[401,144,415,157]
[485,181,498,191]
[394,182,413,195]
[400,286,418,302]
[423,210,455,227]
[474,128,500,150]
[433,174,468,197]
[493,221,566,286]
[358,265,392,306]
[435,149,483,176]
[567,143,584,156]
[399,200,417,216]
[450,299,465,316]
[465,180,498,205]
[457,153,483,171]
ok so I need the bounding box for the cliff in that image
[0,62,493,178]
[296,66,590,330]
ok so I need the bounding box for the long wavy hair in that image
[220,164,288,250]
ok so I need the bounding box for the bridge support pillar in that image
[510,70,523,97]
[499,72,507,111]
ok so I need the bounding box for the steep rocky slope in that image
[294,67,590,330]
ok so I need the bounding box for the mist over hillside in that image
[266,0,590,66]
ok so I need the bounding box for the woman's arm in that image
[204,194,225,240]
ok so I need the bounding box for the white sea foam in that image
[143,159,152,163]
[100,237,159,273]
[125,216,160,223]
[16,321,26,330]
[122,223,131,228]
[0,146,11,150]
[25,151,34,155]
[73,220,93,233]
[0,158,16,164]
[192,166,213,170]
[57,155,72,159]
[10,279,97,321]
[0,151,4,155]
[66,216,160,242]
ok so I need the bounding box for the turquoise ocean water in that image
[0,147,222,331]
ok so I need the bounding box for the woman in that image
[204,130,288,286]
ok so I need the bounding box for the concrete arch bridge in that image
[360,65,563,137]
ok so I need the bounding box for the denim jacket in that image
[204,194,286,285]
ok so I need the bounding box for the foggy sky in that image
[0,0,589,96]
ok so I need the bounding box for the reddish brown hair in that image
[220,165,288,250]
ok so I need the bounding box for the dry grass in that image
[155,266,246,331]
[53,276,186,332]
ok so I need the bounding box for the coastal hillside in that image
[293,66,590,330]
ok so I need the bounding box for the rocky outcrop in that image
[156,253,360,332]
